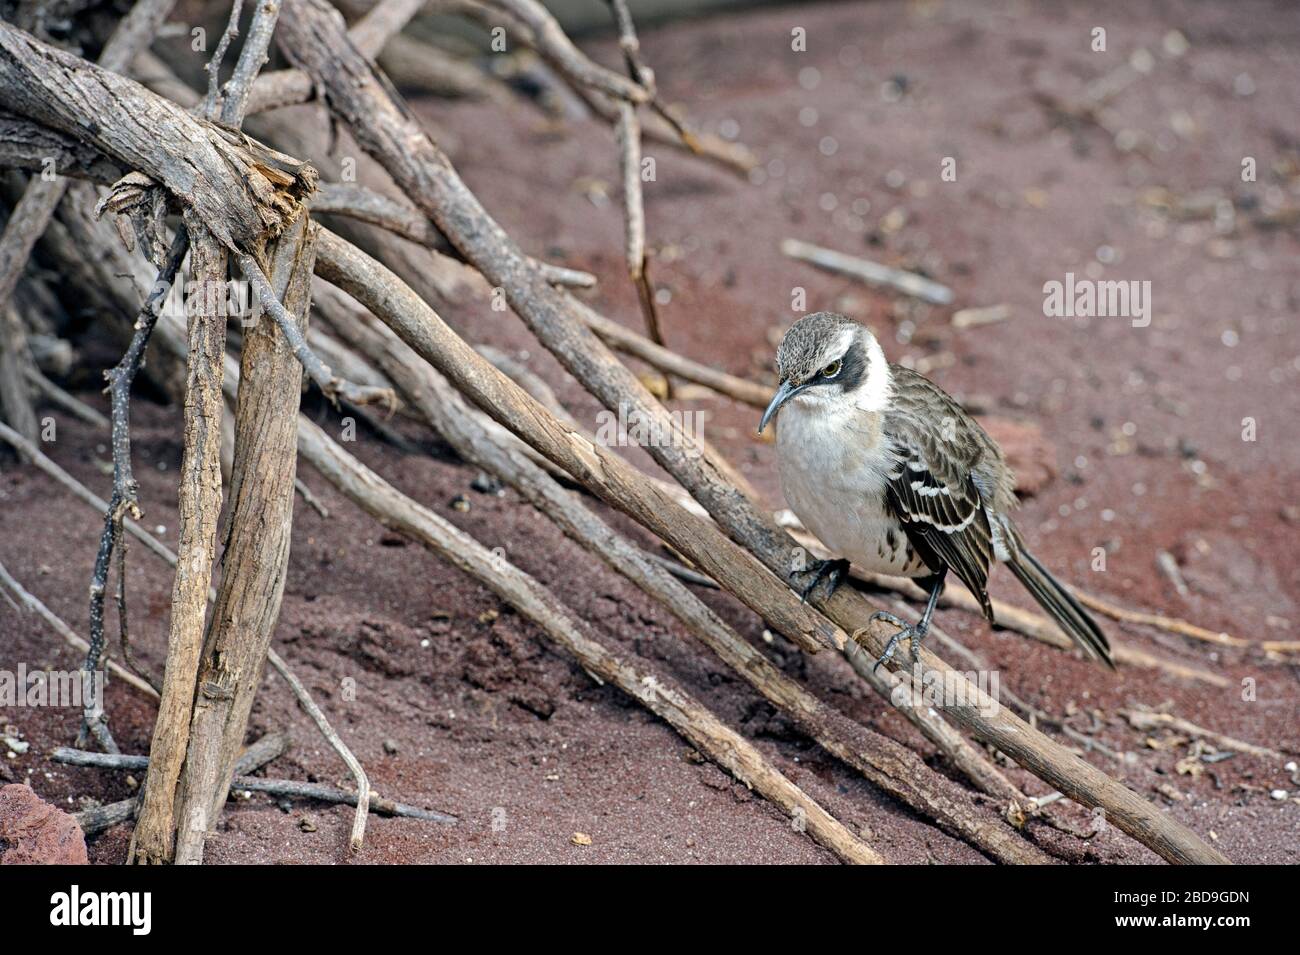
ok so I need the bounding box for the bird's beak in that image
[758,379,799,434]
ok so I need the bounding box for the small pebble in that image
[571,832,592,846]
[1270,789,1288,801]
[383,739,399,755]
[450,494,470,512]
[299,816,318,833]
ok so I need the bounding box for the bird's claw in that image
[791,558,850,604]
[869,611,926,672]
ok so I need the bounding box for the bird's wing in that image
[883,368,997,620]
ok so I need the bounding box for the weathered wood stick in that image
[1120,710,1287,761]
[781,238,955,306]
[229,777,453,823]
[63,735,442,828]
[242,0,425,114]
[128,218,228,866]
[0,20,316,254]
[0,303,37,440]
[458,0,647,104]
[265,647,374,851]
[172,211,319,865]
[72,731,290,837]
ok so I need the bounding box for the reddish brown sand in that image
[1,0,1298,864]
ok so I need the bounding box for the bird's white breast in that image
[776,399,927,577]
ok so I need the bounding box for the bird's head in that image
[758,312,892,433]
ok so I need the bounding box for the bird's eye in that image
[821,360,842,378]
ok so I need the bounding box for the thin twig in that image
[615,102,665,354]
[80,226,188,753]
[231,777,456,823]
[781,238,955,306]
[1120,709,1288,761]
[72,732,291,837]
[237,250,396,410]
[295,476,330,517]
[23,366,110,428]
[206,0,247,118]
[266,648,371,852]
[0,554,158,699]
[1075,589,1244,648]
[219,0,283,127]
[605,0,654,93]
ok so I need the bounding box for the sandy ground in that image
[1,0,1298,864]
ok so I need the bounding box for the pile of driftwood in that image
[0,0,1230,864]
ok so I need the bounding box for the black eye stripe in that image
[834,341,867,391]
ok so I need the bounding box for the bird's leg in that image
[870,570,947,671]
[791,557,851,604]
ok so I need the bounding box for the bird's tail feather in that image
[1005,548,1114,668]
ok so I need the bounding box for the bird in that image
[758,311,1113,671]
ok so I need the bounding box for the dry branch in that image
[0,20,316,255]
[242,0,424,114]
[463,0,647,104]
[781,238,955,306]
[127,219,228,865]
[24,365,110,427]
[265,647,373,851]
[0,303,37,440]
[1121,710,1286,761]
[61,742,457,830]
[204,0,247,117]
[171,213,318,865]
[73,731,290,837]
[80,225,188,754]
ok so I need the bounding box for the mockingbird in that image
[759,311,1113,670]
